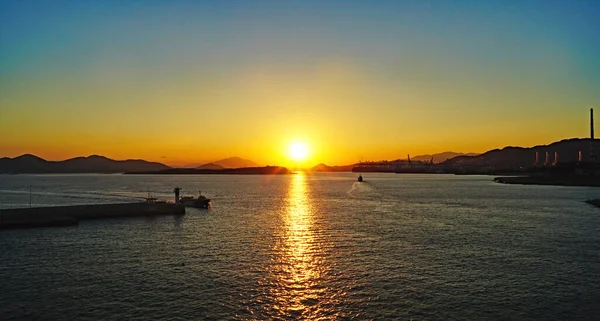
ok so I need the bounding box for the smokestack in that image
[553,152,558,166]
[579,151,583,163]
[591,108,596,163]
[592,108,595,140]
[534,151,539,166]
[544,151,549,167]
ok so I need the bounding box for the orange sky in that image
[1,1,598,167]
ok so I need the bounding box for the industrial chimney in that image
[544,151,549,167]
[591,108,596,163]
[592,108,595,139]
[534,151,539,166]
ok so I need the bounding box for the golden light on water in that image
[285,173,318,283]
[269,172,327,318]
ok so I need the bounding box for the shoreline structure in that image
[0,189,186,229]
[494,175,600,187]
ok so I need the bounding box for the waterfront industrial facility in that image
[353,109,598,175]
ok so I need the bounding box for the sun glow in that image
[288,142,309,162]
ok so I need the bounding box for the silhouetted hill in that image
[196,162,224,170]
[182,163,207,168]
[443,138,594,169]
[0,155,170,173]
[213,157,258,168]
[0,154,49,172]
[125,166,292,175]
[310,163,355,172]
[411,152,479,164]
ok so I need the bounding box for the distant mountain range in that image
[310,140,597,172]
[443,138,594,168]
[0,154,263,174]
[310,163,355,172]
[0,154,170,173]
[126,166,292,175]
[195,162,225,170]
[2,140,592,174]
[203,157,259,169]
[183,157,259,169]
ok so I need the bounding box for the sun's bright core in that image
[288,142,309,161]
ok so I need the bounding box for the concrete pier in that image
[0,202,185,229]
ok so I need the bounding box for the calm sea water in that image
[1,173,599,320]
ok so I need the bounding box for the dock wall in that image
[0,202,185,229]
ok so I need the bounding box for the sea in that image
[0,173,599,320]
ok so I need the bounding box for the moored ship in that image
[179,191,211,209]
[174,187,211,209]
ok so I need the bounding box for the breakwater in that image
[0,202,185,229]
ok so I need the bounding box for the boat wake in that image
[348,181,374,195]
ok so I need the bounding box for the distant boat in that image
[179,191,211,209]
[358,175,363,182]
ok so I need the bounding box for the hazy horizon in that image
[4,150,480,168]
[2,135,594,168]
[2,1,598,167]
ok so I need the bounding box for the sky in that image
[1,0,599,167]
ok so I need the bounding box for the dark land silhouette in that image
[0,154,287,175]
[125,166,292,175]
[207,157,259,169]
[344,138,598,175]
[0,154,170,174]
[183,157,259,169]
[1,138,597,176]
[443,138,594,170]
[495,175,600,187]
[195,162,225,170]
[411,152,479,163]
[310,152,478,172]
[311,163,356,172]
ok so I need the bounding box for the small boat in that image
[358,175,363,182]
[179,191,211,209]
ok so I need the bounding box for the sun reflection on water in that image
[267,172,329,319]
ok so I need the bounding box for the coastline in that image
[124,166,293,175]
[494,175,600,187]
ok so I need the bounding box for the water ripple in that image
[1,173,599,320]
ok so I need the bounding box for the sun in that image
[288,142,309,161]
